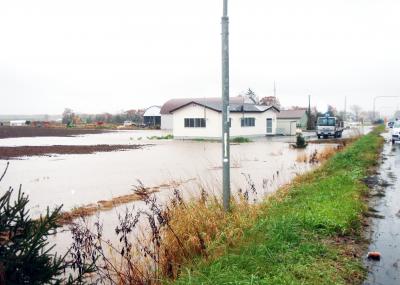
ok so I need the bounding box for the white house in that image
[9,120,27,126]
[160,97,279,139]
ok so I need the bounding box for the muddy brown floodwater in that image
[364,134,400,285]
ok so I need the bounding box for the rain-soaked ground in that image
[364,134,400,285]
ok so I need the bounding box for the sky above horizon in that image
[1,0,399,116]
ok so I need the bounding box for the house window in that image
[241,117,255,127]
[184,118,206,128]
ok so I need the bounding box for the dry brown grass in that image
[316,145,339,162]
[296,152,308,163]
[58,179,194,225]
[296,145,341,165]
[157,194,261,279]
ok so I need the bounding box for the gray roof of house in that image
[160,97,279,114]
[277,109,307,119]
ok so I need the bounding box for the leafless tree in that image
[351,105,362,121]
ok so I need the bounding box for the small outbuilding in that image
[9,120,27,127]
[277,109,308,135]
[143,106,161,127]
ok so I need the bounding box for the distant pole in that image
[344,96,347,121]
[221,0,230,211]
[307,95,311,130]
[274,81,276,97]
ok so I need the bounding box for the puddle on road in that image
[364,136,400,285]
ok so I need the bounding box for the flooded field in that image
[0,131,324,215]
[0,128,365,257]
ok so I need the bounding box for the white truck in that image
[316,116,344,139]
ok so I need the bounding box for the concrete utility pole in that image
[221,0,230,211]
[344,96,347,122]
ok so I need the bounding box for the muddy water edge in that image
[364,135,400,285]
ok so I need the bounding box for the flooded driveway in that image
[364,135,400,285]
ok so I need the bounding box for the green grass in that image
[230,136,252,143]
[188,137,252,143]
[173,126,384,285]
[147,134,174,140]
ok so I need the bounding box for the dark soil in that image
[0,126,111,139]
[0,144,147,159]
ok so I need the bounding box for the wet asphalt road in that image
[364,136,400,285]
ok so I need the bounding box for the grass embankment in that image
[173,126,384,284]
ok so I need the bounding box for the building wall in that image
[277,119,298,135]
[143,106,161,117]
[172,104,221,138]
[299,113,308,129]
[161,114,173,130]
[230,111,277,137]
[172,103,277,138]
[10,120,27,126]
[144,116,161,126]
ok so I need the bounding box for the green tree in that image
[0,163,92,284]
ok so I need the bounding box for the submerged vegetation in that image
[189,136,252,143]
[147,134,174,140]
[294,132,308,148]
[230,136,252,143]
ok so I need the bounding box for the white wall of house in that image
[277,119,298,135]
[161,114,173,130]
[171,103,277,138]
[172,104,221,138]
[230,111,277,137]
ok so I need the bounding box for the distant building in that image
[160,97,279,139]
[277,109,308,135]
[9,120,27,126]
[143,106,161,127]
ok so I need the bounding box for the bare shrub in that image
[69,181,262,284]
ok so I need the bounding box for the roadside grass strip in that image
[174,126,384,285]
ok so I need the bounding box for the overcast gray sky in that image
[1,0,399,115]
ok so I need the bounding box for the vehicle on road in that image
[391,121,400,143]
[388,121,395,128]
[316,116,344,139]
